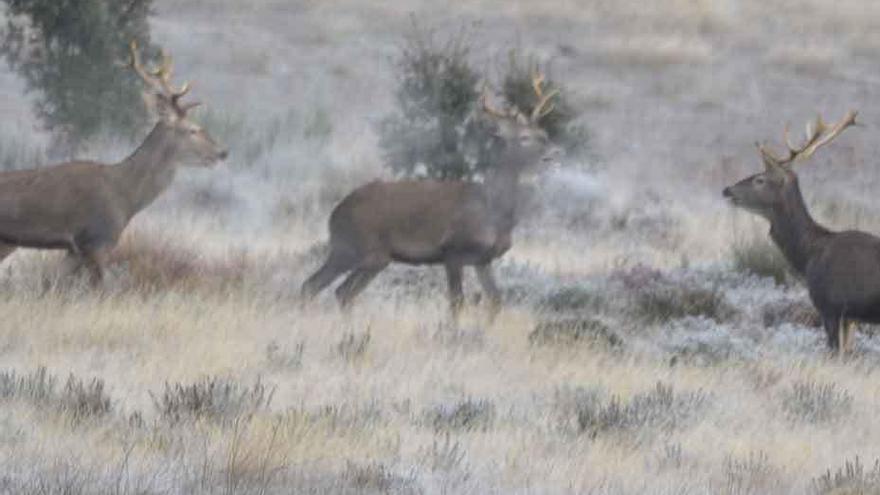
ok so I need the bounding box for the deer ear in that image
[142,91,179,123]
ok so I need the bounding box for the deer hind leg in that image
[445,262,464,319]
[301,249,356,301]
[842,320,857,354]
[81,247,111,288]
[334,258,388,309]
[822,314,842,352]
[475,263,501,322]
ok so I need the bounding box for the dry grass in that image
[1,0,880,492]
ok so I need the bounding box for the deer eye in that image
[753,176,766,186]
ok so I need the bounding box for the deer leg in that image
[301,250,355,301]
[475,264,501,321]
[842,320,857,354]
[81,247,111,288]
[334,261,387,309]
[822,313,842,353]
[445,262,464,318]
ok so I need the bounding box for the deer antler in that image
[127,41,200,116]
[759,111,858,166]
[530,68,559,122]
[480,83,517,120]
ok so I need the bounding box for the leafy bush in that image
[1,0,159,151]
[378,20,585,180]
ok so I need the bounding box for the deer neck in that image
[768,179,831,275]
[484,167,522,233]
[112,124,179,219]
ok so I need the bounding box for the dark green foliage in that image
[379,20,586,180]
[1,0,159,151]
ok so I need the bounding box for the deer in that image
[722,110,877,353]
[301,70,563,319]
[0,41,227,286]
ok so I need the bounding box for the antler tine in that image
[764,111,857,166]
[529,67,559,122]
[127,40,198,117]
[794,111,857,162]
[128,41,166,93]
[480,83,513,120]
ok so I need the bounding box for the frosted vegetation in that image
[1,0,880,493]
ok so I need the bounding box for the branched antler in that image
[530,68,559,122]
[759,111,858,166]
[127,40,200,117]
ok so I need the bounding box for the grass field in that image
[1,0,880,493]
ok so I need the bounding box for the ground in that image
[0,1,879,493]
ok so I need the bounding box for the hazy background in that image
[1,1,880,493]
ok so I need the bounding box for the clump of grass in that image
[780,381,853,424]
[426,398,495,432]
[343,462,418,494]
[761,299,821,328]
[151,377,275,425]
[61,374,112,422]
[266,340,305,370]
[337,331,371,361]
[730,235,792,286]
[0,367,112,422]
[633,284,734,324]
[112,232,250,293]
[423,434,466,472]
[538,285,605,313]
[724,451,778,494]
[529,317,623,349]
[813,457,880,494]
[559,382,709,439]
[0,367,56,403]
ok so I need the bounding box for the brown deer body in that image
[302,74,562,316]
[0,42,227,284]
[722,111,876,352]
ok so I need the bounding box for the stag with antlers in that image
[722,111,877,353]
[0,41,227,285]
[301,70,563,319]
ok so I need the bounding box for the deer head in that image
[480,68,563,174]
[127,41,228,167]
[723,111,858,219]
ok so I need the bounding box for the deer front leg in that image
[475,263,501,322]
[444,261,464,319]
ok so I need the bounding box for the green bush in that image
[1,0,159,152]
[379,20,586,180]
